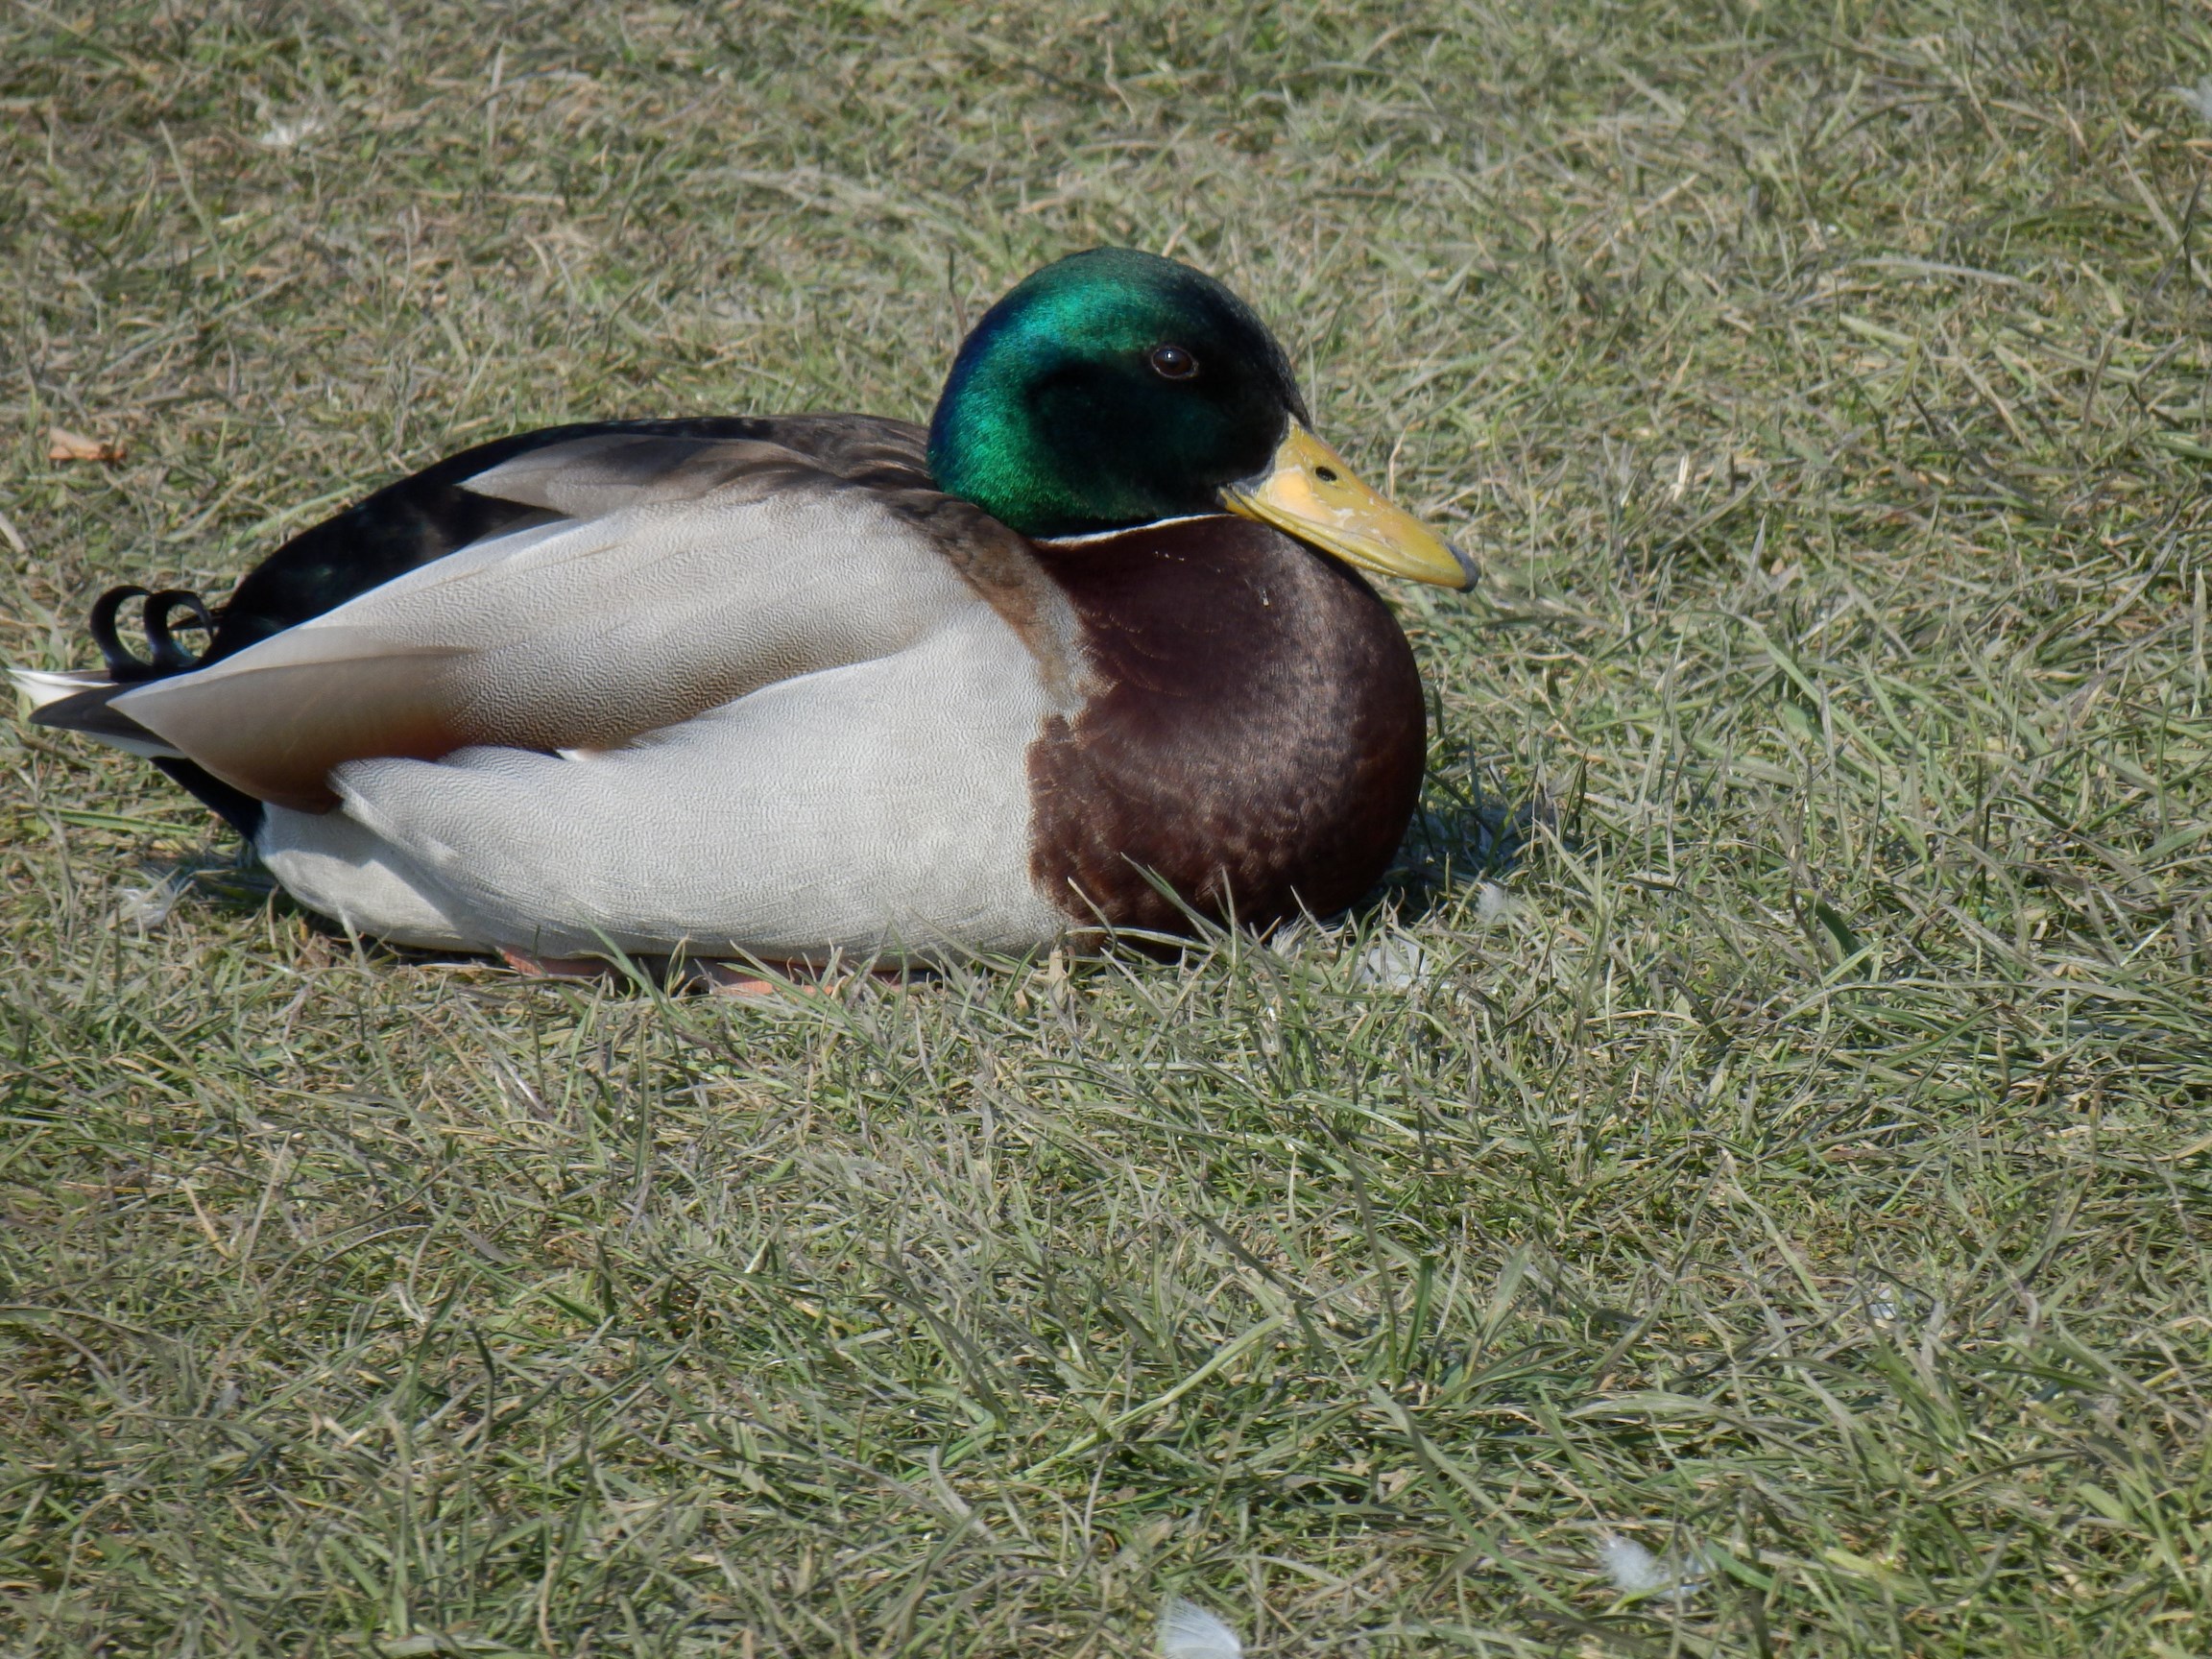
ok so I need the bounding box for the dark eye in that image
[1148,344,1198,380]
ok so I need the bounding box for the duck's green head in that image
[928,249,1474,588]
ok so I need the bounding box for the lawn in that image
[5,1,2212,1654]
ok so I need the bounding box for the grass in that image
[4,0,2212,1652]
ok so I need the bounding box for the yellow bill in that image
[1219,421,1475,589]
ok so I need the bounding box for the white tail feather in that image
[9,665,113,710]
[11,666,187,758]
[1159,1598,1242,1659]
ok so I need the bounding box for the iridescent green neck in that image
[928,304,1163,535]
[926,249,1305,539]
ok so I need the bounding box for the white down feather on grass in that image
[1157,1597,1242,1659]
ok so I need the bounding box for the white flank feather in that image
[1158,1598,1242,1659]
[257,114,325,150]
[1598,1532,1708,1601]
[1355,933,1431,990]
[116,875,184,930]
[1476,880,1522,924]
[1599,1535,1670,1594]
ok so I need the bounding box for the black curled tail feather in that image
[89,586,156,680]
[78,585,261,840]
[90,585,218,681]
[145,589,215,671]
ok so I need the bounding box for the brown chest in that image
[1025,517,1428,937]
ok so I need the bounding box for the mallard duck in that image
[13,249,1474,967]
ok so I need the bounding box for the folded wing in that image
[110,433,978,810]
